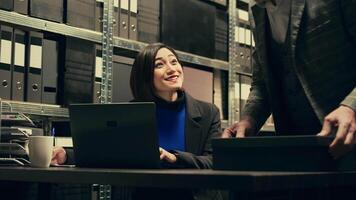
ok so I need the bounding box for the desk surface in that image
[1,166,356,191]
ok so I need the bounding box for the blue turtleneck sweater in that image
[155,92,186,151]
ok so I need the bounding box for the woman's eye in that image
[171,60,178,65]
[155,63,164,68]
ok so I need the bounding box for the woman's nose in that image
[166,63,176,73]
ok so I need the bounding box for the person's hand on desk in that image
[51,146,67,165]
[159,147,177,163]
[222,117,256,138]
[318,105,356,159]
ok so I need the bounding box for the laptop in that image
[69,102,161,168]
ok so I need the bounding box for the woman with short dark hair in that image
[129,43,223,200]
[129,43,221,169]
[51,43,223,200]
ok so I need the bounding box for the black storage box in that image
[161,0,216,58]
[30,0,64,22]
[212,136,356,171]
[66,0,95,30]
[58,37,95,106]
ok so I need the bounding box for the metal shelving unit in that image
[0,10,102,43]
[0,0,274,131]
[0,9,228,71]
[228,0,275,132]
[114,38,229,71]
[0,5,228,121]
[228,0,239,124]
[0,100,68,118]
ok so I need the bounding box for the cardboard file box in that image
[212,136,356,171]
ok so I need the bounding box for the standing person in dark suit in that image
[223,0,356,158]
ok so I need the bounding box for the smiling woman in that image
[129,43,223,200]
[130,43,221,167]
[153,48,184,101]
[51,43,223,200]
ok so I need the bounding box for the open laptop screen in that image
[69,102,160,168]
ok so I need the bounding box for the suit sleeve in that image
[240,45,271,131]
[341,88,356,111]
[172,105,221,169]
[340,0,356,111]
[64,148,76,165]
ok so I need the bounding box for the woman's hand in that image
[51,146,67,165]
[159,147,177,163]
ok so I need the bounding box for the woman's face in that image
[153,48,184,97]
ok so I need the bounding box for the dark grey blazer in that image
[243,0,356,132]
[173,93,221,169]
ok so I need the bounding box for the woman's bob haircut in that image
[130,43,181,101]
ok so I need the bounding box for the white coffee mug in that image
[29,136,54,168]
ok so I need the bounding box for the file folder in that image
[0,0,13,11]
[236,45,245,65]
[95,0,119,36]
[95,1,103,32]
[0,25,13,100]
[62,37,95,106]
[41,38,58,104]
[111,55,133,102]
[66,0,95,30]
[137,0,160,43]
[215,9,228,61]
[30,0,64,22]
[26,31,43,103]
[128,0,137,40]
[119,0,129,38]
[113,0,119,37]
[14,0,28,15]
[93,45,102,103]
[11,29,26,101]
[244,46,252,71]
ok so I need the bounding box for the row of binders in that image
[1,0,229,60]
[0,25,58,104]
[235,1,254,70]
[0,23,142,106]
[0,0,158,42]
[0,23,102,106]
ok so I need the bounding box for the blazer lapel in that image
[289,0,306,57]
[251,5,276,89]
[184,94,202,154]
[251,5,269,71]
[289,0,324,121]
